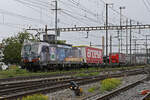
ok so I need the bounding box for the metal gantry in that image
[44,24,150,32]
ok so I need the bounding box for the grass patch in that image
[22,94,48,100]
[74,73,89,77]
[100,78,121,92]
[0,65,145,79]
[88,72,99,76]
[74,72,100,77]
[88,86,98,93]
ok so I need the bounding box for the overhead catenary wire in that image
[143,0,150,12]
[146,0,150,6]
[0,8,47,24]
[24,0,103,39]
[99,0,144,25]
[30,0,104,25]
[21,0,95,26]
[68,0,98,17]
[63,9,102,24]
[14,0,48,10]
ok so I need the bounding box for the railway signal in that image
[69,81,83,96]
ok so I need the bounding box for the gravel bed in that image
[110,80,150,100]
[0,75,71,84]
[46,74,146,100]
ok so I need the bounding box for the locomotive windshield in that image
[23,44,39,57]
[24,45,31,52]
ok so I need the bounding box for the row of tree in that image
[2,31,35,64]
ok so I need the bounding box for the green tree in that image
[2,31,35,64]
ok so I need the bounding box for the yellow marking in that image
[65,58,83,62]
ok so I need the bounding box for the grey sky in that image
[0,0,149,53]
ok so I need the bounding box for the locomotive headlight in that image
[74,87,77,90]
[37,56,40,61]
[70,86,72,89]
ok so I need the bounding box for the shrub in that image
[100,78,121,92]
[22,94,48,100]
[88,86,98,93]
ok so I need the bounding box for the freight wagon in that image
[65,46,103,65]
[109,53,126,65]
[126,54,147,65]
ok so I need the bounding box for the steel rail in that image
[83,75,150,100]
[141,92,150,100]
[0,69,146,100]
[0,66,146,83]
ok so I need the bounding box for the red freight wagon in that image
[75,46,103,64]
[109,53,126,64]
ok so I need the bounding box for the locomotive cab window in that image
[42,46,49,53]
[24,45,31,51]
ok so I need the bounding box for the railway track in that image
[82,72,150,100]
[0,66,145,83]
[0,68,147,100]
[141,92,150,100]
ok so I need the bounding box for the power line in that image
[21,0,50,9]
[23,0,94,26]
[146,0,150,6]
[63,9,102,24]
[14,0,47,10]
[14,0,50,17]
[99,0,144,24]
[0,8,47,24]
[68,0,98,17]
[143,0,150,12]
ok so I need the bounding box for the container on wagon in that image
[73,46,103,64]
[109,53,126,64]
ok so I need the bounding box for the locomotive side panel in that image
[49,47,57,61]
[56,45,72,62]
[65,47,83,62]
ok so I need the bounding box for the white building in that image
[0,43,8,70]
[0,44,4,61]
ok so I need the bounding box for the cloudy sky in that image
[0,0,149,53]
